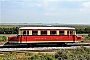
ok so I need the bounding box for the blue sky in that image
[0,0,90,24]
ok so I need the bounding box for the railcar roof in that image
[19,27,75,30]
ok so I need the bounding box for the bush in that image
[55,49,69,60]
[24,53,56,60]
[82,35,90,40]
[25,52,33,56]
[1,52,17,60]
[69,46,90,60]
[55,46,90,60]
[0,36,7,42]
[88,34,90,36]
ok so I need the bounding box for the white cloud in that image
[45,13,58,16]
[65,0,89,1]
[79,8,88,13]
[79,8,89,14]
[43,0,48,4]
[1,0,9,2]
[37,4,42,7]
[50,8,54,11]
[42,0,79,2]
[30,4,34,7]
[79,2,90,14]
[43,0,61,2]
[41,0,89,2]
[45,13,51,15]
[83,2,90,7]
[79,9,84,12]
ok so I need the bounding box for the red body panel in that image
[8,35,82,43]
[16,35,79,43]
[8,36,17,43]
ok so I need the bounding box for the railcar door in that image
[72,35,75,42]
[70,30,75,42]
[21,31,27,43]
[20,35,22,43]
[71,30,75,42]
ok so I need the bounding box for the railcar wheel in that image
[57,43,66,46]
[27,43,36,47]
[6,42,10,44]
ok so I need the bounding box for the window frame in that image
[41,30,47,35]
[32,30,38,35]
[50,30,56,35]
[59,30,64,35]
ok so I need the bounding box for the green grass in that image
[0,34,17,42]
[0,34,16,37]
[77,34,88,36]
[0,46,90,60]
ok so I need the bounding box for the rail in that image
[0,43,90,51]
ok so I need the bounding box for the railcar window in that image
[23,31,26,35]
[73,31,76,35]
[59,31,64,35]
[67,31,69,35]
[50,31,56,35]
[32,31,38,35]
[70,31,73,35]
[27,31,29,35]
[41,31,47,35]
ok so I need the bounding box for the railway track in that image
[0,46,90,52]
[0,43,90,47]
[0,43,90,52]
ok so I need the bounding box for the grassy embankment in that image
[0,46,90,60]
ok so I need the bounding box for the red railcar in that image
[8,27,82,44]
